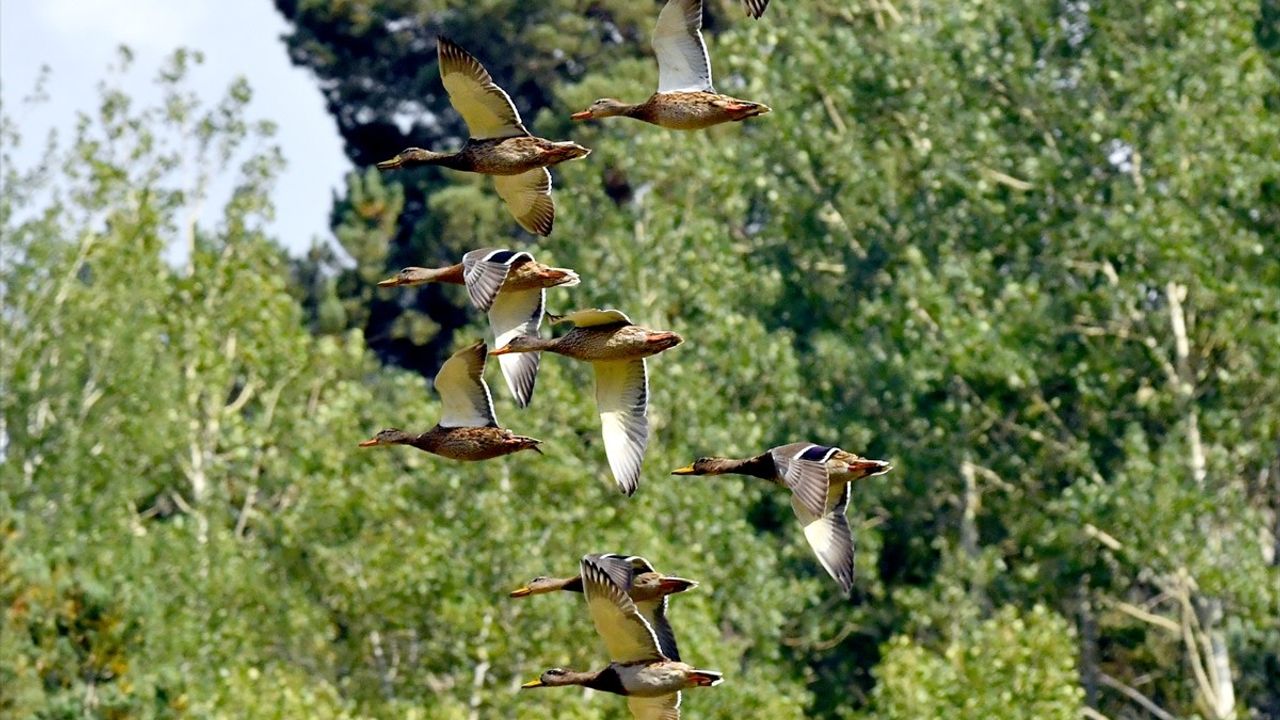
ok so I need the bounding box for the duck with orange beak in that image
[490,309,682,496]
[672,443,891,597]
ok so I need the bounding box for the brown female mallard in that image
[490,309,682,495]
[672,444,891,597]
[570,0,770,130]
[378,248,580,407]
[358,341,541,461]
[376,38,590,235]
[510,554,697,661]
[521,554,722,719]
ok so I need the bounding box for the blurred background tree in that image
[3,0,1279,718]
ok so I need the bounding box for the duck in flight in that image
[376,38,590,236]
[521,554,722,720]
[570,0,770,130]
[378,249,580,407]
[358,341,542,461]
[490,309,682,496]
[509,554,698,661]
[672,443,891,596]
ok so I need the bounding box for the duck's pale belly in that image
[618,662,694,697]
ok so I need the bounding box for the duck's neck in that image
[709,453,778,480]
[406,263,465,285]
[581,666,627,695]
[400,148,460,167]
[557,576,585,593]
[511,336,560,353]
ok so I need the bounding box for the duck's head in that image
[671,457,728,476]
[375,147,444,170]
[571,98,630,120]
[489,335,546,356]
[377,267,435,288]
[358,428,415,448]
[521,667,579,688]
[632,572,698,597]
[508,576,561,597]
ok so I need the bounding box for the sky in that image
[0,0,349,255]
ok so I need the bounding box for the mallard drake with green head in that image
[378,249,580,407]
[672,443,891,596]
[570,0,770,130]
[510,554,697,661]
[490,309,682,495]
[376,38,590,235]
[521,554,722,719]
[358,341,541,461]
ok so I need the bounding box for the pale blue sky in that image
[0,0,349,255]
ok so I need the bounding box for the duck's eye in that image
[531,576,548,583]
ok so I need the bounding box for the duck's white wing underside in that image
[488,289,543,408]
[772,443,839,521]
[493,169,555,236]
[437,38,528,139]
[594,359,649,495]
[581,555,664,663]
[653,0,713,93]
[792,482,855,596]
[433,341,498,428]
[628,693,682,720]
[462,248,528,311]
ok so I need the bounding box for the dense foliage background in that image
[4,1,1280,718]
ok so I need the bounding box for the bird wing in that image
[594,359,649,495]
[742,0,770,19]
[461,248,529,312]
[581,554,664,663]
[552,308,634,328]
[792,482,855,597]
[624,555,681,660]
[436,37,528,139]
[492,168,555,236]
[433,340,498,428]
[487,288,544,409]
[771,443,839,522]
[627,694,682,720]
[653,0,713,93]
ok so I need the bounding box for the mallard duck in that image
[378,249,580,407]
[376,38,590,236]
[672,444,891,596]
[490,309,682,495]
[358,341,542,460]
[743,0,771,18]
[510,554,698,660]
[521,554,722,719]
[570,0,770,130]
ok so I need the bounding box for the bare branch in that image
[1099,672,1176,720]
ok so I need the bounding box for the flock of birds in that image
[358,1,894,717]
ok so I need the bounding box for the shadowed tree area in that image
[3,0,1280,718]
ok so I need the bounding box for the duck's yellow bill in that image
[521,679,544,689]
[376,276,401,288]
[508,586,534,598]
[671,465,695,475]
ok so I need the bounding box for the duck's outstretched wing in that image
[628,694,682,720]
[434,340,498,428]
[653,0,713,93]
[493,168,554,236]
[552,308,634,328]
[437,37,528,139]
[791,482,855,597]
[462,248,528,311]
[771,443,839,521]
[488,289,543,408]
[581,554,664,663]
[594,359,649,495]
